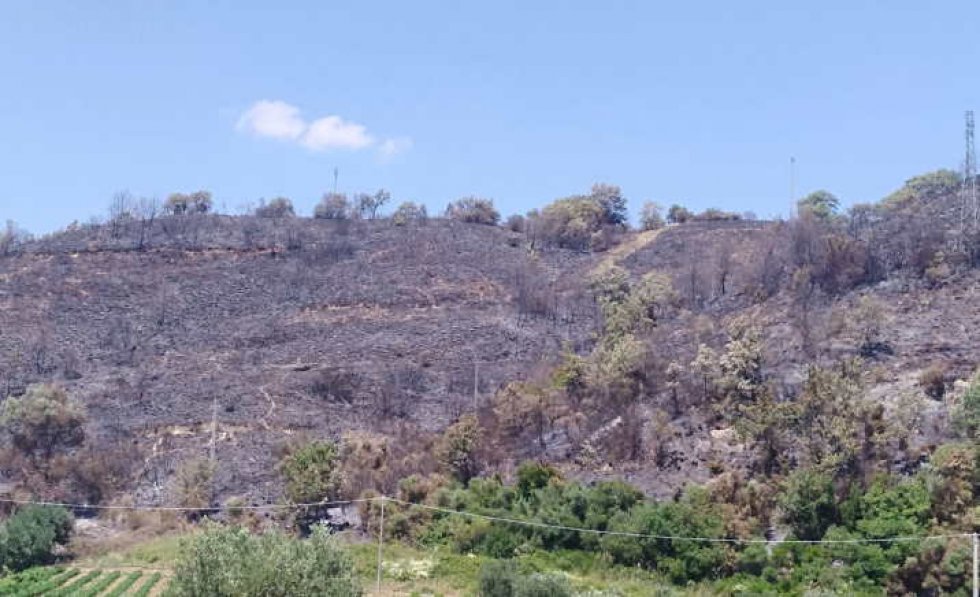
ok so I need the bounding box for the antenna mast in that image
[964,111,977,227]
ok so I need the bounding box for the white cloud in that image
[301,116,374,151]
[236,100,306,141]
[378,136,413,159]
[235,100,407,157]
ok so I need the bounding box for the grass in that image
[76,532,186,569]
[346,538,682,596]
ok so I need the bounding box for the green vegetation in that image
[49,569,101,596]
[254,197,295,218]
[797,189,840,220]
[445,197,500,225]
[168,523,360,596]
[75,570,121,597]
[104,571,143,597]
[0,506,73,572]
[279,439,343,504]
[132,572,162,597]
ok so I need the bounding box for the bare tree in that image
[108,191,134,239]
[134,197,160,251]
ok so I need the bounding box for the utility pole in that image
[209,395,218,464]
[789,156,797,215]
[376,497,386,593]
[973,532,978,597]
[333,167,339,195]
[472,355,480,410]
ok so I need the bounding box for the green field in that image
[0,567,166,597]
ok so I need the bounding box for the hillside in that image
[0,216,603,502]
[1,190,977,505]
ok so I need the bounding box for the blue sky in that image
[2,1,978,233]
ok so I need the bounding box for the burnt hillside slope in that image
[0,217,600,501]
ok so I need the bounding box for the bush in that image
[254,197,295,218]
[532,184,627,251]
[953,372,980,439]
[667,204,692,224]
[639,201,665,230]
[165,191,212,215]
[479,559,518,597]
[0,506,73,572]
[314,193,352,220]
[918,365,947,399]
[515,573,572,597]
[446,197,500,225]
[478,561,571,597]
[172,458,215,513]
[436,415,483,484]
[780,469,837,541]
[168,524,361,596]
[0,384,86,463]
[391,201,427,225]
[279,440,343,504]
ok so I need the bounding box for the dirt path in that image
[592,227,666,274]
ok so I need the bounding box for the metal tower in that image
[963,110,977,226]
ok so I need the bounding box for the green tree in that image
[169,524,361,596]
[436,415,483,484]
[589,183,628,226]
[254,197,294,218]
[0,384,86,465]
[0,506,74,572]
[883,169,960,206]
[953,372,980,439]
[446,197,500,225]
[165,190,212,215]
[391,201,427,225]
[314,193,352,220]
[279,440,343,504]
[667,204,692,224]
[780,469,837,540]
[797,190,840,220]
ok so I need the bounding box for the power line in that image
[385,498,967,545]
[5,494,963,546]
[0,497,375,512]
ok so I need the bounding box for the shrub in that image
[505,214,525,233]
[515,573,572,597]
[165,191,212,215]
[780,469,837,541]
[391,201,428,225]
[279,440,343,504]
[168,524,361,596]
[0,384,86,464]
[314,193,352,220]
[446,197,500,225]
[172,458,215,512]
[919,365,947,399]
[254,197,295,218]
[601,491,727,583]
[797,190,840,220]
[532,185,627,251]
[516,462,559,497]
[0,506,74,572]
[436,415,483,484]
[479,559,518,597]
[953,372,980,439]
[667,204,692,224]
[639,201,665,230]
